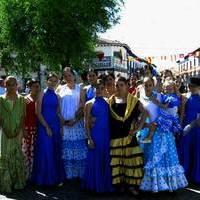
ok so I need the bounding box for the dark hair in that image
[105,72,115,80]
[96,79,105,87]
[63,67,75,76]
[0,75,6,80]
[88,68,98,76]
[47,72,59,80]
[26,79,40,88]
[144,65,153,74]
[98,73,106,80]
[164,70,174,79]
[143,76,154,86]
[116,76,128,84]
[130,73,138,80]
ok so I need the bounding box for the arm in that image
[84,101,95,148]
[183,115,200,136]
[179,94,187,123]
[150,95,169,109]
[130,101,147,135]
[36,92,52,136]
[56,95,65,126]
[75,87,85,120]
[137,102,147,131]
[15,96,26,135]
[67,87,86,127]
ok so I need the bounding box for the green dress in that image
[0,94,26,193]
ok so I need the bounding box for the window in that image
[190,61,192,69]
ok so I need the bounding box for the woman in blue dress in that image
[84,69,98,101]
[178,77,200,184]
[140,79,188,192]
[82,79,113,192]
[32,73,65,185]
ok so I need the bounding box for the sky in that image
[100,0,200,68]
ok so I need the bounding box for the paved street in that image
[0,181,200,200]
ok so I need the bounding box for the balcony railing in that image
[92,56,127,70]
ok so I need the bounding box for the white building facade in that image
[91,39,143,77]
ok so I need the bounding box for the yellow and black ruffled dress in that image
[109,94,144,186]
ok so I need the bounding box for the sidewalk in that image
[0,181,200,200]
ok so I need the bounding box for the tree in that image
[0,0,123,75]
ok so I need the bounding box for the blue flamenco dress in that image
[31,88,65,185]
[140,93,188,192]
[85,85,96,102]
[82,97,113,192]
[178,93,200,184]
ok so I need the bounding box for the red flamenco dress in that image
[22,97,37,179]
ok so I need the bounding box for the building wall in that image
[179,57,200,77]
[93,45,128,74]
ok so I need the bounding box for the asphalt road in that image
[0,181,200,200]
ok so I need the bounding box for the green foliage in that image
[0,0,123,75]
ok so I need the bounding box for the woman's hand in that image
[46,126,53,137]
[60,117,66,126]
[129,129,139,136]
[65,119,76,127]
[87,138,95,149]
[149,122,157,132]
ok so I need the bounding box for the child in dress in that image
[141,80,181,143]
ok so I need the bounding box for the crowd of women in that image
[0,66,200,197]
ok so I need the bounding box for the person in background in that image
[84,69,98,102]
[58,67,87,179]
[128,74,138,95]
[0,77,6,95]
[109,77,145,196]
[178,77,200,184]
[0,76,26,193]
[22,79,40,180]
[174,77,187,123]
[82,79,113,193]
[105,72,115,98]
[32,73,65,186]
[163,69,174,80]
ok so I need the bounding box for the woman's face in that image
[95,84,105,97]
[175,79,181,91]
[63,70,74,83]
[105,75,115,86]
[47,76,58,89]
[115,80,128,96]
[30,83,40,96]
[144,79,154,96]
[5,78,18,94]
[164,83,175,94]
[87,72,97,85]
[130,75,137,86]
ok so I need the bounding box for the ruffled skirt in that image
[62,120,87,179]
[140,128,188,192]
[110,135,144,186]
